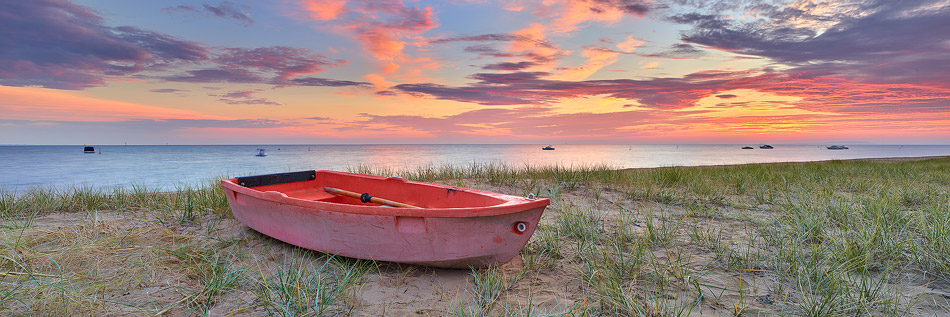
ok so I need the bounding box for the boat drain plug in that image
[513,222,528,234]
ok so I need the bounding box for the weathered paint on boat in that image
[220,170,550,268]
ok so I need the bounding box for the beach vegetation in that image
[1,157,948,314]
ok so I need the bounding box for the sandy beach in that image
[2,156,949,315]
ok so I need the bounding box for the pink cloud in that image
[617,36,644,53]
[520,0,650,34]
[553,46,624,81]
[640,61,660,69]
[298,0,439,86]
[548,0,625,33]
[301,0,347,20]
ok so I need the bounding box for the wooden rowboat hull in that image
[220,170,549,268]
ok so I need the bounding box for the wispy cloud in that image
[150,88,187,94]
[481,61,539,71]
[214,46,345,81]
[212,89,282,106]
[165,2,254,26]
[288,77,372,87]
[154,46,350,86]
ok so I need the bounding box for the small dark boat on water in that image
[255,148,267,156]
[827,145,849,150]
[83,146,95,153]
[741,146,754,149]
[759,144,774,149]
[542,145,555,150]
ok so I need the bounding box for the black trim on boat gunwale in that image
[237,170,316,187]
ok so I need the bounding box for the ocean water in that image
[1,144,949,193]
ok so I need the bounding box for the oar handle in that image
[323,187,421,209]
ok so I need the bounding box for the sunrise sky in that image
[1,0,948,145]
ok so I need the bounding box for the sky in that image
[1,0,948,145]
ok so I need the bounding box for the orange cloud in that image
[301,0,347,20]
[549,0,625,33]
[641,61,660,69]
[508,23,567,71]
[617,36,644,53]
[298,1,438,84]
[553,47,620,81]
[363,73,394,90]
[0,86,225,122]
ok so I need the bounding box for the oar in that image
[323,187,421,209]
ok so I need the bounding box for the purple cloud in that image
[597,0,653,16]
[482,62,539,71]
[164,69,264,83]
[0,1,358,90]
[218,90,258,98]
[435,32,565,66]
[217,98,281,106]
[392,74,719,109]
[150,88,187,93]
[0,0,208,89]
[165,5,201,14]
[463,45,564,64]
[159,46,349,85]
[394,83,538,106]
[288,77,371,88]
[433,33,556,48]
[215,46,345,81]
[470,72,550,84]
[202,2,253,25]
[433,34,523,43]
[674,0,950,87]
[638,43,705,59]
[212,90,282,106]
[165,2,254,26]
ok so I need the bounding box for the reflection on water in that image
[1,144,948,193]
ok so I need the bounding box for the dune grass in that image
[1,157,949,314]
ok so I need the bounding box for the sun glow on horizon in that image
[0,0,948,145]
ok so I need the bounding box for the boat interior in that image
[231,170,509,208]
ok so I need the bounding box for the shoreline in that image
[2,155,949,314]
[617,154,950,172]
[3,154,949,195]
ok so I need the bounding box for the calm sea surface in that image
[2,144,949,193]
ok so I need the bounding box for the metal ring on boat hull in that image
[513,222,528,234]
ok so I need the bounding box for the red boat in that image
[220,170,549,268]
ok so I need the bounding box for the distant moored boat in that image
[542,145,555,150]
[256,148,267,156]
[759,144,774,149]
[741,146,754,149]
[83,146,95,153]
[827,145,849,150]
